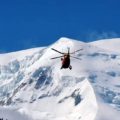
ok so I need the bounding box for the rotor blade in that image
[70,49,83,54]
[51,48,64,54]
[51,56,64,59]
[70,56,81,60]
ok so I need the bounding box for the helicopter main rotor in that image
[51,48,65,54]
[51,48,82,60]
[51,48,82,54]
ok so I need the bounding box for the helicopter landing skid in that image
[69,65,72,70]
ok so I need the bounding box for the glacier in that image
[0,37,120,120]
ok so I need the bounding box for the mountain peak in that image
[57,37,75,44]
[0,37,120,120]
[57,37,85,45]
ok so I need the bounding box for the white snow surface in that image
[0,37,120,120]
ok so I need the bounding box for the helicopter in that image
[51,48,82,70]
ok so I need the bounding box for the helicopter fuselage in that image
[61,54,70,69]
[51,48,82,70]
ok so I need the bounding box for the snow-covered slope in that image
[0,37,120,120]
[90,38,120,53]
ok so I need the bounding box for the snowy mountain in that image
[0,37,120,120]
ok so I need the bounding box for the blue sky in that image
[0,0,120,52]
